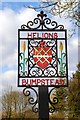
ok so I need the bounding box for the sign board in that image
[18,11,68,87]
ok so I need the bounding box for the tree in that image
[49,87,68,119]
[68,63,80,118]
[1,87,29,118]
[25,0,79,38]
[35,0,80,27]
[1,87,38,119]
[2,87,13,119]
[56,87,68,112]
[49,63,80,119]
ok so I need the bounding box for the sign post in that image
[18,11,68,119]
[39,86,49,119]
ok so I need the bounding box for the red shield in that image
[33,40,52,69]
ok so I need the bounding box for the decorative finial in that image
[37,11,47,20]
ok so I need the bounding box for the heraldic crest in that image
[33,40,52,69]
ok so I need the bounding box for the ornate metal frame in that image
[18,11,68,113]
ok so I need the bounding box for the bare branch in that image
[24,2,58,10]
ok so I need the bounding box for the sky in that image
[0,1,79,96]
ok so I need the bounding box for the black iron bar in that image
[38,86,49,120]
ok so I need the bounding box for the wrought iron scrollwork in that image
[23,87,38,113]
[28,39,58,77]
[19,10,67,115]
[21,11,64,30]
[23,87,59,113]
[49,88,58,113]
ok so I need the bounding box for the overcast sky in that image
[0,1,78,96]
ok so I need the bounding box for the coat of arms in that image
[33,40,52,69]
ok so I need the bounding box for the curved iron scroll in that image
[21,11,64,30]
[49,88,58,113]
[23,87,38,113]
[28,39,57,77]
[23,87,59,114]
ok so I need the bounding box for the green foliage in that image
[68,63,80,118]
[50,63,80,119]
[55,87,68,112]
